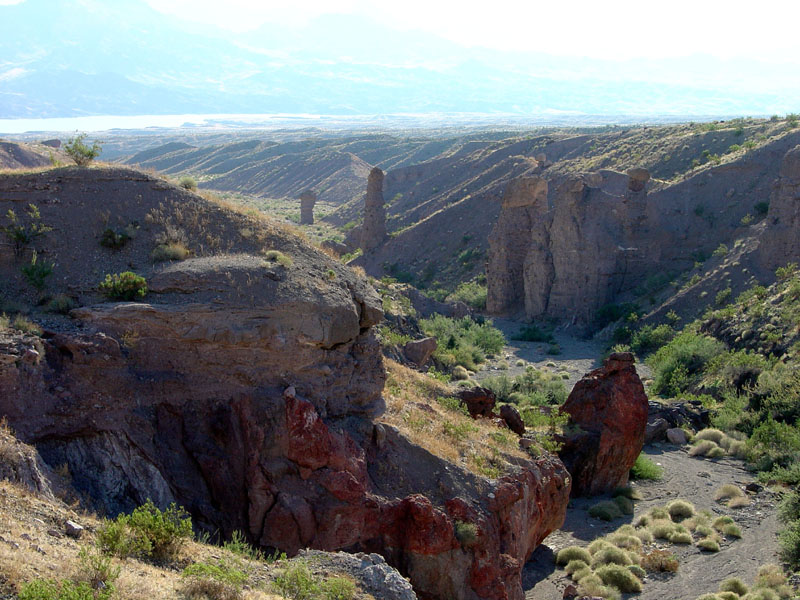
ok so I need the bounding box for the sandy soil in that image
[523,445,781,600]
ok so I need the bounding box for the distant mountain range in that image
[1,0,798,119]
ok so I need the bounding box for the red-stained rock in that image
[558,352,648,496]
[499,404,525,436]
[457,387,496,418]
[286,395,333,470]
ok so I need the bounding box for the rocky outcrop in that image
[758,145,800,270]
[403,337,437,366]
[457,387,496,418]
[0,167,572,600]
[361,167,387,252]
[299,189,317,225]
[558,353,648,496]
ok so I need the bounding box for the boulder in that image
[558,352,648,496]
[403,337,437,366]
[457,387,496,418]
[666,427,689,445]
[644,417,669,443]
[499,404,525,436]
[626,167,650,192]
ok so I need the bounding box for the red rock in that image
[558,352,648,496]
[499,404,525,436]
[286,396,332,470]
[457,387,496,418]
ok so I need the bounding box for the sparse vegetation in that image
[420,314,504,371]
[630,454,663,480]
[178,175,198,191]
[264,249,293,267]
[20,250,53,292]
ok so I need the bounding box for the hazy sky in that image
[142,0,800,62]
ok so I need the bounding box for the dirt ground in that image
[522,445,781,600]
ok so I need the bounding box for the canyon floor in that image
[523,445,781,600]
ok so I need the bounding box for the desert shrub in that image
[630,323,674,354]
[454,520,478,547]
[777,492,800,568]
[713,243,729,258]
[18,579,113,600]
[223,530,263,561]
[591,545,632,567]
[648,507,670,520]
[564,559,589,575]
[630,454,663,480]
[320,577,356,600]
[640,549,678,573]
[715,484,744,501]
[695,525,715,537]
[263,249,293,267]
[555,546,592,566]
[761,463,800,486]
[100,228,131,250]
[179,176,198,191]
[667,500,696,520]
[689,439,721,457]
[595,302,639,329]
[612,496,634,515]
[2,204,52,257]
[697,538,720,552]
[272,561,319,600]
[588,501,623,521]
[45,294,76,314]
[720,578,749,596]
[670,531,693,544]
[512,324,554,343]
[712,515,735,529]
[755,563,788,590]
[181,559,247,600]
[747,418,800,472]
[606,533,641,552]
[446,281,487,310]
[648,331,725,396]
[696,428,726,444]
[421,315,504,371]
[746,590,781,600]
[76,547,120,592]
[20,250,54,291]
[64,132,101,166]
[151,241,191,261]
[595,564,642,593]
[98,500,192,562]
[775,262,798,280]
[98,271,147,300]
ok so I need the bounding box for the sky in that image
[139,0,800,62]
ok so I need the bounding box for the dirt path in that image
[477,318,607,391]
[523,445,781,599]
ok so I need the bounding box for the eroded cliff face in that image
[488,135,800,323]
[0,168,571,600]
[361,167,387,252]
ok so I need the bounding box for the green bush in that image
[719,577,748,596]
[564,559,589,575]
[612,496,634,515]
[19,579,113,600]
[65,133,102,166]
[264,250,293,267]
[2,204,52,257]
[454,520,478,547]
[446,281,487,310]
[99,228,131,250]
[630,323,674,354]
[320,577,356,600]
[272,561,319,600]
[647,331,725,396]
[512,324,554,343]
[98,271,147,300]
[630,454,663,480]
[697,538,720,552]
[98,500,192,562]
[591,545,632,568]
[667,500,695,520]
[223,530,263,561]
[420,315,504,371]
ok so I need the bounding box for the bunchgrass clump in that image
[591,545,632,568]
[571,566,593,582]
[555,546,592,566]
[588,539,615,556]
[669,531,694,544]
[612,496,635,515]
[697,538,721,552]
[722,523,742,538]
[713,515,735,529]
[719,577,749,595]
[649,520,677,540]
[151,242,190,262]
[578,576,621,600]
[595,564,643,593]
[728,495,751,508]
[715,484,744,501]
[611,486,642,500]
[667,499,696,520]
[695,428,726,444]
[627,564,646,579]
[690,439,721,457]
[564,559,589,575]
[264,250,293,267]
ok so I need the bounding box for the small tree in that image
[64,132,102,166]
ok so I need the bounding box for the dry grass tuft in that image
[715,484,745,501]
[728,495,751,508]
